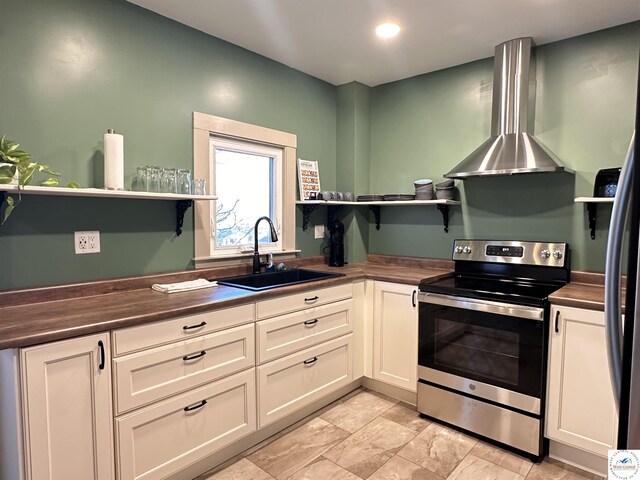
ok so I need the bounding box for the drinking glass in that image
[146,166,161,193]
[161,168,177,194]
[193,178,207,195]
[177,169,192,194]
[131,166,147,191]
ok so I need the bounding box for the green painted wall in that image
[0,0,336,290]
[1,0,637,291]
[368,22,639,272]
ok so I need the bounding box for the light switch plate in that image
[75,231,100,254]
[314,225,325,239]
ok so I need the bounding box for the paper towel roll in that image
[104,130,124,190]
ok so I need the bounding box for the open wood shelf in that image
[574,197,615,240]
[0,185,216,236]
[295,199,461,232]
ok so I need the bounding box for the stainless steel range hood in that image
[446,38,573,178]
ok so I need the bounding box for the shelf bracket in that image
[369,205,381,230]
[175,200,193,236]
[327,205,342,226]
[300,204,319,231]
[437,205,450,233]
[587,202,597,240]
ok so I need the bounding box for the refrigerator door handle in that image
[605,135,636,410]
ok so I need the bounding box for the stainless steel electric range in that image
[417,239,570,458]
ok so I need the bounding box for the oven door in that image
[418,292,546,414]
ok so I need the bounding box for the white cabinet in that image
[546,305,619,457]
[113,323,255,414]
[256,298,353,363]
[257,334,353,428]
[112,303,257,479]
[255,285,355,428]
[372,281,418,392]
[20,333,115,480]
[115,368,256,480]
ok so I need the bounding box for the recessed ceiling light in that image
[375,22,401,39]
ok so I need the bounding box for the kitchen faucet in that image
[252,216,278,274]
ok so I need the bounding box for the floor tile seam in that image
[458,440,533,479]
[339,399,405,435]
[274,433,350,480]
[393,453,447,479]
[318,455,366,480]
[245,458,277,479]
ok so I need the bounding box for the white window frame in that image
[193,112,297,266]
[209,136,283,255]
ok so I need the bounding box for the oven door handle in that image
[418,292,544,321]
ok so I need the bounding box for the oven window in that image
[433,319,519,386]
[419,303,544,398]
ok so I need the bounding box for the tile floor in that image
[201,389,604,480]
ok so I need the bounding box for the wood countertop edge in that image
[0,265,454,350]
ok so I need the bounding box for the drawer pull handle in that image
[184,400,207,412]
[304,296,319,303]
[183,350,206,361]
[304,319,319,327]
[183,321,207,331]
[98,340,105,370]
[303,356,318,366]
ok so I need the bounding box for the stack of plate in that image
[383,194,416,201]
[414,179,433,200]
[435,179,455,200]
[357,194,385,202]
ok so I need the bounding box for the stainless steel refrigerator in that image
[605,54,640,448]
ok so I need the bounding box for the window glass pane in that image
[215,148,275,248]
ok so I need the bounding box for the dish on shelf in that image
[357,195,385,202]
[383,194,416,201]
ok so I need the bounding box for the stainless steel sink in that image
[217,268,344,291]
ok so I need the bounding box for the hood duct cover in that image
[446,38,573,178]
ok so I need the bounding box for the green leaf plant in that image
[0,135,80,225]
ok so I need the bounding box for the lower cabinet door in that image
[257,334,353,428]
[372,281,418,392]
[21,333,114,480]
[546,306,618,457]
[115,368,256,480]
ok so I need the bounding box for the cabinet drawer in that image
[115,368,256,480]
[257,299,353,363]
[112,303,255,356]
[113,323,254,414]
[257,283,353,319]
[257,334,353,428]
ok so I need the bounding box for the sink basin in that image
[217,268,344,291]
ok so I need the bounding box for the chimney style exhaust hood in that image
[446,38,573,178]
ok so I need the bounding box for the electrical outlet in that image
[74,231,100,254]
[314,225,325,239]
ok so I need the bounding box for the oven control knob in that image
[553,250,563,260]
[540,249,551,259]
[454,246,463,254]
[462,246,472,254]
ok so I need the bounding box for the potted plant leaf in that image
[0,136,80,225]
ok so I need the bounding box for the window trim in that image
[209,136,283,255]
[193,112,297,264]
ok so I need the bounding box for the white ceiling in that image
[128,0,640,86]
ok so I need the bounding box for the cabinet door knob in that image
[98,340,105,370]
